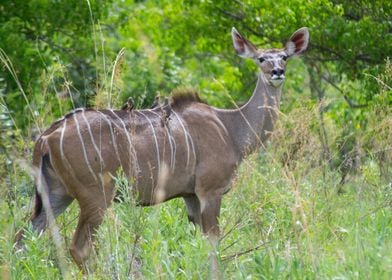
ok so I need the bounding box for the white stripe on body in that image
[58,118,82,184]
[59,119,67,160]
[73,112,102,185]
[138,111,161,174]
[81,110,110,205]
[81,110,104,166]
[210,115,230,146]
[172,110,196,167]
[109,109,140,175]
[96,111,122,166]
[146,109,176,170]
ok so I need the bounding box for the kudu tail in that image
[14,149,45,248]
[14,189,43,248]
[15,140,73,248]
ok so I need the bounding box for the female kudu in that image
[16,27,309,267]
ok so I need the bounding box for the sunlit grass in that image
[0,18,391,280]
[1,75,391,278]
[2,134,391,279]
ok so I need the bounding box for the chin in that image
[270,79,284,87]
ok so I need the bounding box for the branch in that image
[363,73,392,90]
[320,75,368,109]
[215,6,244,21]
[311,43,345,61]
[308,67,334,171]
[214,8,272,40]
[221,241,267,262]
[305,55,342,63]
[312,43,379,64]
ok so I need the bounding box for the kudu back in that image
[16,27,309,267]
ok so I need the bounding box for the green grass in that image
[0,27,391,279]
[1,141,391,279]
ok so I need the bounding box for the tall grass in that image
[2,96,391,279]
[0,21,391,280]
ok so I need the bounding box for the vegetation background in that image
[0,0,391,278]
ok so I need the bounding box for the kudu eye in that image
[258,57,265,63]
[282,55,288,61]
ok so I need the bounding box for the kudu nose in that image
[272,68,285,76]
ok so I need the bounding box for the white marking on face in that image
[270,79,284,87]
[265,55,284,68]
[259,53,287,87]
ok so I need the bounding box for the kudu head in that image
[232,27,309,87]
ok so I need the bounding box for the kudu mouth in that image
[270,74,285,87]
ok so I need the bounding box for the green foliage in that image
[0,0,112,128]
[1,0,390,127]
[2,108,392,278]
[0,0,391,279]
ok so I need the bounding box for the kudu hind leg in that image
[70,207,105,267]
[70,188,114,268]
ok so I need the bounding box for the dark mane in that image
[170,88,205,108]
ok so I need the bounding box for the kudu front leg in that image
[198,194,222,243]
[184,194,201,227]
[198,194,222,278]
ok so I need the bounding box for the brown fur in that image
[15,27,309,270]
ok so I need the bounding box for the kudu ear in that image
[231,27,258,58]
[285,27,309,56]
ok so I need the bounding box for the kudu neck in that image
[215,72,282,160]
